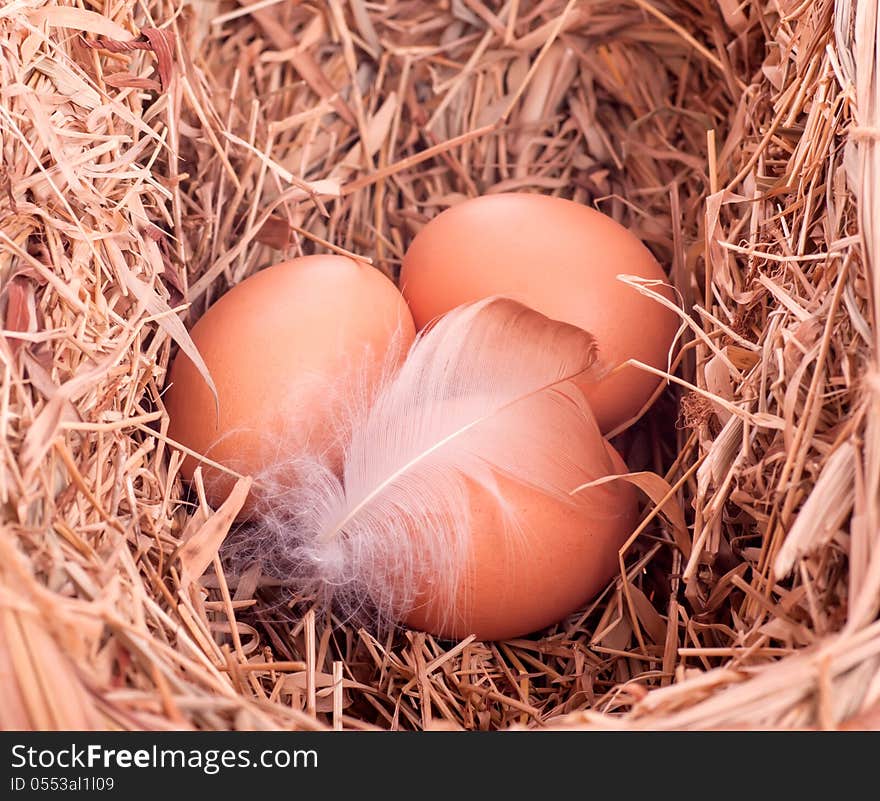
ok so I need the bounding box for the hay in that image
[0,0,877,730]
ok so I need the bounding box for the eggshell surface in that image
[403,438,638,641]
[400,193,678,433]
[165,255,415,514]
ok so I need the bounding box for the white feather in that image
[250,297,614,626]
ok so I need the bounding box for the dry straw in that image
[0,0,877,730]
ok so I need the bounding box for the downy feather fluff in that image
[250,297,615,626]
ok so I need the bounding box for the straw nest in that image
[2,0,878,731]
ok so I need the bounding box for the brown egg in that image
[400,193,678,433]
[403,439,638,641]
[165,255,415,514]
